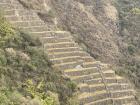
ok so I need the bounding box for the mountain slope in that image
[0,0,139,105]
[18,0,140,98]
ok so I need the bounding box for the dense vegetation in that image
[114,0,140,101]
[114,0,140,86]
[0,14,78,105]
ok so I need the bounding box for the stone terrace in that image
[0,0,139,105]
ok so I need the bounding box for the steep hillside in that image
[18,0,140,98]
[115,0,140,102]
[17,0,124,64]
[115,0,140,86]
[0,0,140,105]
[17,0,140,101]
[0,14,77,105]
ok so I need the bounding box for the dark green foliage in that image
[66,81,77,92]
[0,87,29,105]
[0,15,77,105]
[0,51,7,65]
[127,44,136,55]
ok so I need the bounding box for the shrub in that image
[24,79,60,105]
[0,50,7,65]
[130,8,140,14]
[127,45,136,55]
[66,81,77,92]
[0,87,23,105]
[47,10,55,18]
[0,15,15,37]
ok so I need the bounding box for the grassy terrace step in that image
[45,41,76,45]
[84,61,110,67]
[80,83,133,94]
[77,83,90,93]
[30,31,72,38]
[40,37,74,43]
[78,90,109,104]
[48,51,89,58]
[4,9,37,16]
[5,15,40,21]
[6,20,45,28]
[5,15,19,21]
[21,26,49,32]
[40,36,72,41]
[85,97,137,105]
[0,0,10,3]
[79,93,135,105]
[64,67,99,76]
[3,9,30,15]
[82,56,95,62]
[0,3,15,10]
[85,76,126,85]
[78,83,90,93]
[45,47,81,53]
[50,56,82,64]
[4,16,41,23]
[3,10,17,16]
[44,42,78,49]
[71,73,102,83]
[46,52,93,62]
[40,31,71,37]
[79,83,106,93]
[0,0,21,3]
[0,2,23,8]
[52,61,82,70]
[89,84,106,93]
[116,76,129,83]
[9,20,46,27]
[29,21,47,26]
[122,101,139,105]
[113,96,136,105]
[111,90,135,98]
[85,98,112,105]
[71,71,115,83]
[83,62,112,72]
[83,61,105,68]
[44,46,80,51]
[65,67,114,77]
[107,83,133,91]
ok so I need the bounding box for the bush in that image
[128,45,136,55]
[66,81,77,92]
[0,50,7,65]
[130,8,140,14]
[0,87,23,105]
